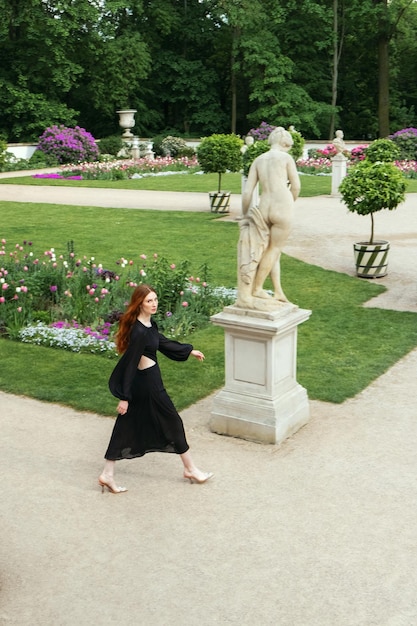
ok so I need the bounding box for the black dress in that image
[105,319,193,460]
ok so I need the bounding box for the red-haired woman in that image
[98,284,213,493]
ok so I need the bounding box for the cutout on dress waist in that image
[138,355,156,370]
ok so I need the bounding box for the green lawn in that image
[0,171,331,196]
[1,200,417,413]
[1,171,417,194]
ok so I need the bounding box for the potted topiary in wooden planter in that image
[197,133,243,213]
[339,138,406,278]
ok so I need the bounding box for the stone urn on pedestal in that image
[116,109,137,139]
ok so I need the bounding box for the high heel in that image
[98,477,128,494]
[183,471,214,484]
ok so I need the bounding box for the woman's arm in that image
[109,324,146,401]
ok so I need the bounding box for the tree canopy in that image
[0,0,416,142]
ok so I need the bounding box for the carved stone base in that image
[210,304,312,445]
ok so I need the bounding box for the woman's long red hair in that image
[115,284,155,354]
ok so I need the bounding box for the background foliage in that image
[1,0,417,142]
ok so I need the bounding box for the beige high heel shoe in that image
[183,472,214,485]
[98,476,128,494]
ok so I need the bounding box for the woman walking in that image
[99,284,213,493]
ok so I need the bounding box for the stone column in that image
[331,153,347,196]
[210,304,311,445]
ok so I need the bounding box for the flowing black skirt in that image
[104,364,189,460]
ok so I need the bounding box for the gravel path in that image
[1,180,417,625]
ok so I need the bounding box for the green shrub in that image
[161,135,189,157]
[365,138,400,163]
[288,127,305,161]
[98,135,123,156]
[28,149,59,167]
[242,140,270,176]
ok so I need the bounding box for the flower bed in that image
[61,156,199,180]
[0,239,234,351]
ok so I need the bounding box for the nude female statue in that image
[236,127,301,310]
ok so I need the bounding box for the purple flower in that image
[50,285,57,292]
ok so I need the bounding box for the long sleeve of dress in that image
[108,324,147,401]
[158,333,193,361]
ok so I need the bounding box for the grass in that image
[2,171,417,194]
[0,171,332,196]
[0,324,225,414]
[1,187,417,413]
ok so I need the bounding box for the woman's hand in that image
[191,349,205,361]
[117,400,128,415]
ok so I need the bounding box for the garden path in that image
[1,176,417,625]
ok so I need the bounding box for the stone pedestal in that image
[210,304,311,445]
[331,153,347,196]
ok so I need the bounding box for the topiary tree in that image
[197,133,243,192]
[339,159,406,244]
[364,138,400,163]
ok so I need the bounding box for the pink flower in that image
[0,296,5,303]
[189,276,194,281]
[170,264,176,269]
[94,297,99,303]
[21,286,28,292]
[101,288,109,295]
[202,282,207,287]
[196,277,200,282]
[17,307,22,313]
[2,283,9,290]
[88,288,95,295]
[182,301,189,307]
[140,254,147,260]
